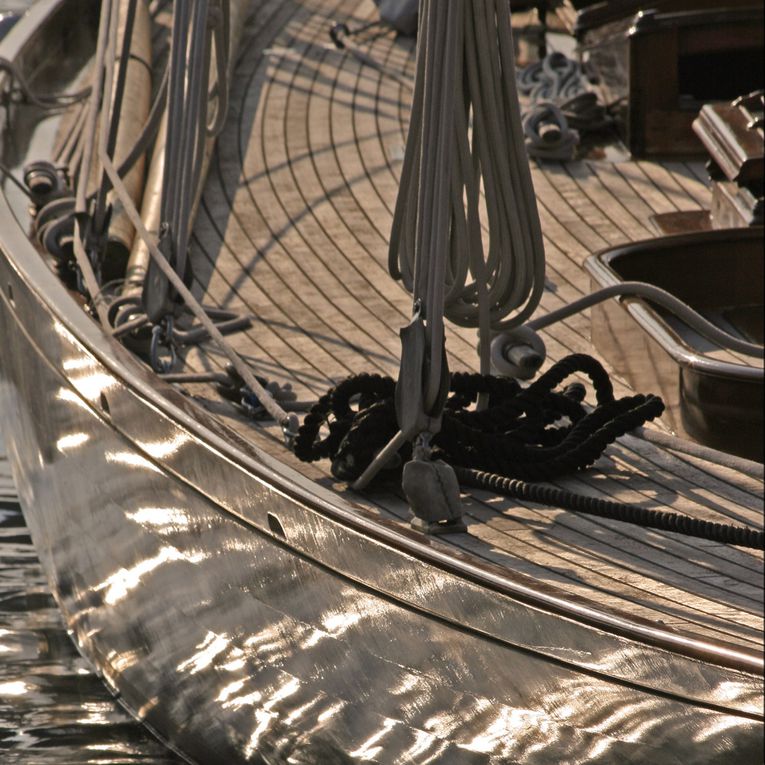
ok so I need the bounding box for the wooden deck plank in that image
[611,162,681,217]
[658,160,712,209]
[636,160,706,213]
[564,161,654,244]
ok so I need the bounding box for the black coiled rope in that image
[295,355,764,549]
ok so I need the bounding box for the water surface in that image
[0,436,182,763]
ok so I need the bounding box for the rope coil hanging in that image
[389,0,546,377]
[352,0,548,492]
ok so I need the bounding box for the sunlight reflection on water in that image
[0,431,181,762]
[0,496,182,762]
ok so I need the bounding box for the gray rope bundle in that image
[522,102,579,161]
[518,51,584,102]
[389,0,546,383]
[517,52,610,159]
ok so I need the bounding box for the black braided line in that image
[450,372,522,399]
[330,373,395,418]
[293,391,341,462]
[525,353,614,405]
[331,400,402,481]
[451,384,586,436]
[294,374,395,462]
[456,468,765,551]
[449,399,528,432]
[437,394,665,479]
[296,359,656,475]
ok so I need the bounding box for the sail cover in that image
[376,0,418,35]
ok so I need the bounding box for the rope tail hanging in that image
[389,0,546,378]
[353,0,546,493]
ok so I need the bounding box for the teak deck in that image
[175,0,762,655]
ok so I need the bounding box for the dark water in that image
[0,474,182,763]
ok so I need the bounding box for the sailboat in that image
[0,1,761,762]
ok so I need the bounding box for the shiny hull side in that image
[0,1,762,762]
[0,214,761,765]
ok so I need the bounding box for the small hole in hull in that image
[267,513,286,538]
[7,284,14,307]
[99,392,110,416]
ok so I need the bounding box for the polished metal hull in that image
[0,2,762,763]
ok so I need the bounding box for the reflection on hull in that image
[0,251,762,764]
[0,498,182,764]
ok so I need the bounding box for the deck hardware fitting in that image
[490,326,546,380]
[266,513,286,539]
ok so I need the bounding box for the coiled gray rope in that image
[517,52,610,159]
[389,0,546,383]
[558,91,610,131]
[519,52,583,101]
[523,101,579,161]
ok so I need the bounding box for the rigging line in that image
[88,63,169,204]
[527,282,765,359]
[92,0,122,233]
[0,159,32,199]
[99,146,298,436]
[94,0,139,236]
[53,101,88,166]
[180,1,214,261]
[157,0,211,291]
[0,57,91,109]
[75,2,111,222]
[67,130,87,186]
[135,0,199,321]
[172,0,209,265]
[626,428,765,482]
[415,0,461,411]
[206,0,230,137]
[160,0,190,248]
[71,0,113,329]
